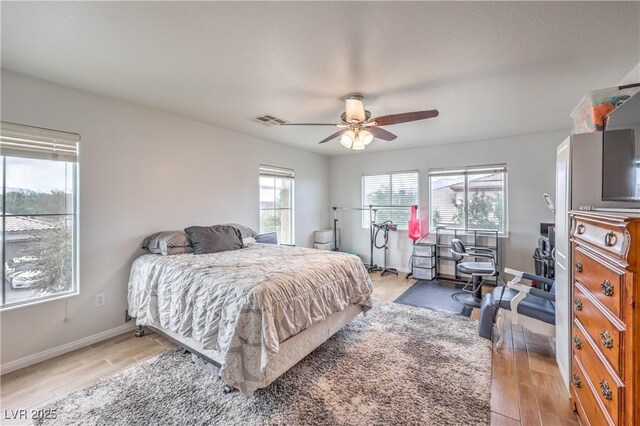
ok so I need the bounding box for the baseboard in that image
[556,352,570,393]
[1,323,137,375]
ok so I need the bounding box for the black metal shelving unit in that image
[435,228,500,285]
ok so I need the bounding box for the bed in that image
[127,242,373,395]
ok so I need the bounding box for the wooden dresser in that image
[569,211,639,426]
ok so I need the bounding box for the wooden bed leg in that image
[135,325,145,337]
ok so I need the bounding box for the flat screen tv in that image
[602,91,640,201]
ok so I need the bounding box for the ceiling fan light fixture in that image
[345,98,365,122]
[340,130,356,149]
[285,94,437,148]
[351,136,365,150]
[358,129,373,145]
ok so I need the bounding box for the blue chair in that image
[478,268,556,347]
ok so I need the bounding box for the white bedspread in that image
[127,243,373,394]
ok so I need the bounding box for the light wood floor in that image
[2,274,577,426]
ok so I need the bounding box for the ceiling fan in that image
[281,95,439,150]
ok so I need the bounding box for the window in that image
[259,165,294,245]
[429,164,507,234]
[362,171,419,229]
[1,122,80,310]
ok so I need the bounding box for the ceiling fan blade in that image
[280,123,338,126]
[371,109,439,126]
[369,127,397,141]
[318,130,345,144]
[345,98,366,122]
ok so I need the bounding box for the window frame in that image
[1,156,80,312]
[258,165,295,245]
[361,170,420,230]
[428,164,508,236]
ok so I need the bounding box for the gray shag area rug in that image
[35,301,491,426]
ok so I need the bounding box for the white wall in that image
[329,131,567,274]
[0,70,330,365]
[619,62,639,86]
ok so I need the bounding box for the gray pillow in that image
[165,246,193,255]
[184,225,243,255]
[142,231,193,256]
[223,223,258,239]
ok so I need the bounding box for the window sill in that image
[361,227,409,231]
[0,289,79,312]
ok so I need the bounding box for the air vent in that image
[249,114,288,126]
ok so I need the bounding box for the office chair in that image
[478,268,556,347]
[450,238,497,308]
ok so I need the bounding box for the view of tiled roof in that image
[0,216,58,233]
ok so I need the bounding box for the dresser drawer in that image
[412,266,435,280]
[571,216,628,262]
[572,318,589,357]
[571,355,612,426]
[573,283,624,374]
[573,327,625,425]
[573,247,624,318]
[413,255,434,268]
[413,244,435,257]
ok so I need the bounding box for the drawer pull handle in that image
[604,232,617,247]
[574,299,583,311]
[600,330,614,349]
[575,261,583,273]
[573,335,582,349]
[599,379,613,400]
[601,280,614,297]
[572,373,582,388]
[576,224,586,235]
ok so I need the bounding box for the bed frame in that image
[135,324,234,392]
[134,303,363,394]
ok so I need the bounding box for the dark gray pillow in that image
[142,231,193,256]
[184,225,243,255]
[223,223,258,239]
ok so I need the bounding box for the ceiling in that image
[1,2,639,156]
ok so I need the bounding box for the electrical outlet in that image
[95,293,105,308]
